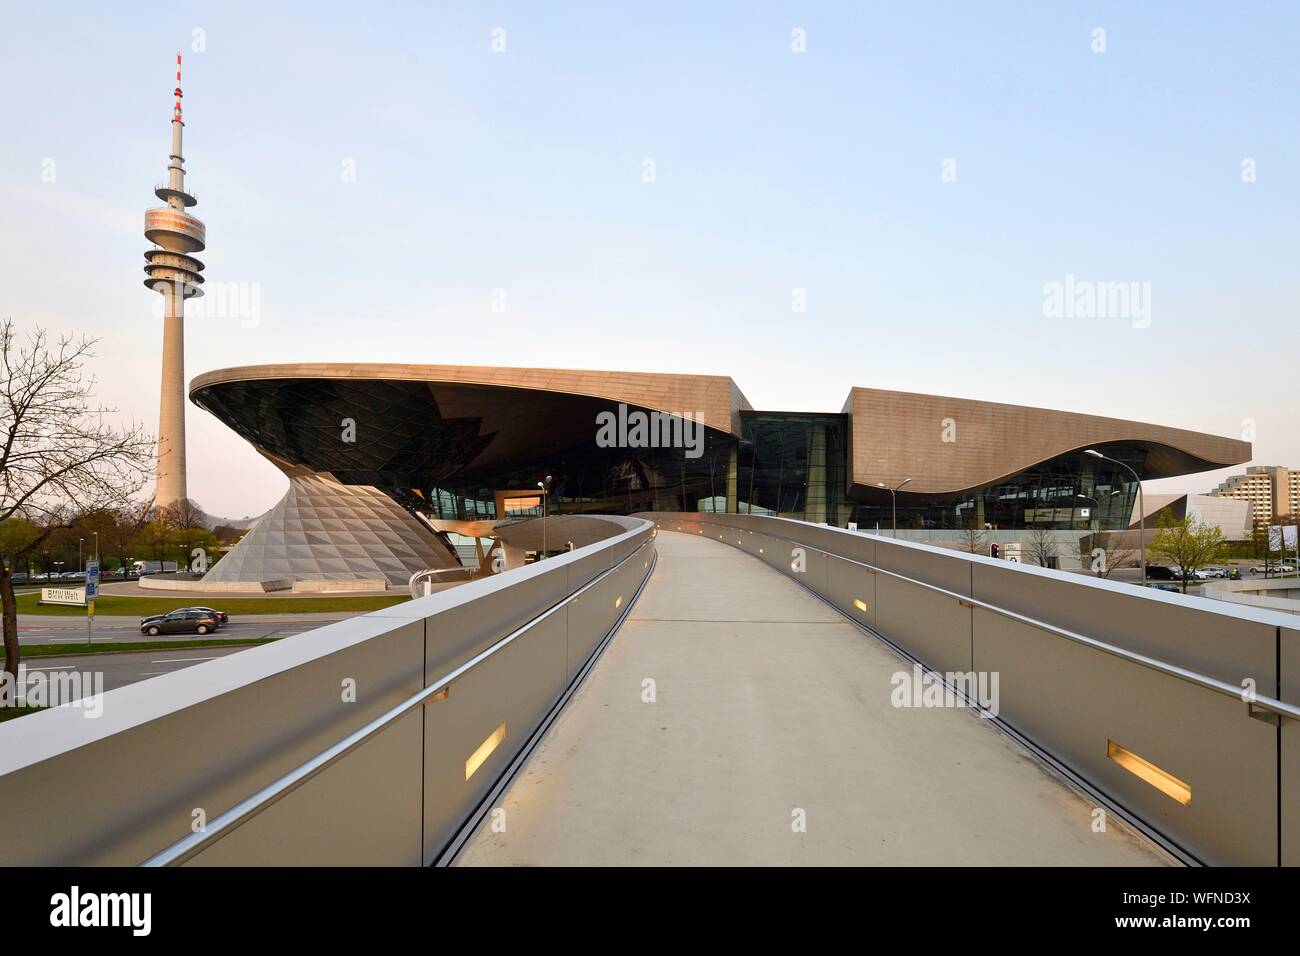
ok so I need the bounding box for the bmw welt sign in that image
[41,587,86,606]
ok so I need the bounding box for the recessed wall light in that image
[1107,740,1190,806]
[465,722,507,781]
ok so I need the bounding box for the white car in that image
[1201,566,1228,578]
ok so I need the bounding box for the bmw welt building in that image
[189,363,1250,588]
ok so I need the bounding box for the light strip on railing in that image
[466,723,507,780]
[1107,740,1191,806]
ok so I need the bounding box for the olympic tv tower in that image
[143,54,205,511]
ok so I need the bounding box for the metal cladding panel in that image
[191,363,749,438]
[972,561,1276,689]
[828,558,876,631]
[565,545,615,593]
[190,709,424,865]
[973,607,1277,866]
[780,522,866,561]
[564,554,642,680]
[1283,624,1300,866]
[801,547,830,600]
[874,572,973,675]
[204,474,459,586]
[874,536,974,597]
[843,386,1250,495]
[756,532,791,575]
[417,569,571,681]
[0,617,425,866]
[422,611,568,861]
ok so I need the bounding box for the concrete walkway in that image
[457,532,1172,866]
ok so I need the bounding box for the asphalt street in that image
[17,645,250,695]
[16,612,352,646]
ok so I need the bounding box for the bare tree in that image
[1073,531,1138,578]
[160,497,214,571]
[958,526,987,555]
[105,499,153,573]
[0,320,154,680]
[1026,526,1058,568]
[159,496,207,532]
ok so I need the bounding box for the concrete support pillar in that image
[725,445,738,514]
[156,298,186,512]
[807,424,827,524]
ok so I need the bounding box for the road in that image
[15,612,351,646]
[16,646,250,696]
[8,612,352,700]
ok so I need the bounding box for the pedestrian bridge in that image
[2,514,1297,866]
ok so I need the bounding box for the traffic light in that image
[990,543,1000,559]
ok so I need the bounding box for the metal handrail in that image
[142,535,653,867]
[408,566,472,598]
[687,521,1300,724]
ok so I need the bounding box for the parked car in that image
[139,610,220,636]
[1174,567,1207,580]
[1249,565,1290,575]
[10,572,28,583]
[179,606,228,626]
[1144,564,1178,581]
[1146,582,1181,593]
[1201,566,1228,579]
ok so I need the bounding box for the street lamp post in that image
[877,478,913,538]
[1084,449,1145,586]
[536,475,552,560]
[79,538,84,573]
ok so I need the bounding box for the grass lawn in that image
[22,638,279,658]
[0,704,47,723]
[16,592,410,617]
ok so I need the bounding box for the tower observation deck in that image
[144,53,205,512]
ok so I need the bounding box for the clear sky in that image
[1,1,1296,519]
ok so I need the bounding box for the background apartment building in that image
[1210,465,1300,527]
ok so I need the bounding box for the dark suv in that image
[140,610,220,636]
[1145,564,1178,581]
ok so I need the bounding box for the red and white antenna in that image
[173,53,184,123]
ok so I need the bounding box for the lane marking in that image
[149,655,221,663]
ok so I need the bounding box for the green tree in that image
[0,517,43,578]
[1149,514,1225,593]
[132,521,178,565]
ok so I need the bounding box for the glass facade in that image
[843,447,1142,533]
[734,411,852,525]
[193,378,1144,533]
